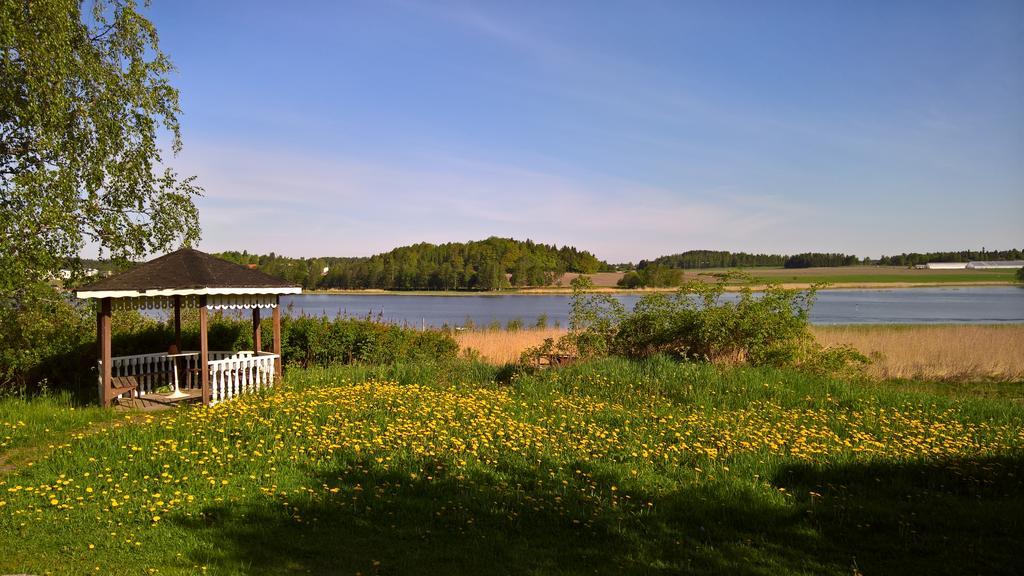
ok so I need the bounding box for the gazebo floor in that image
[113,389,203,412]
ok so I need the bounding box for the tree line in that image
[643,250,788,269]
[641,250,862,270]
[876,249,1024,267]
[217,237,609,291]
[781,252,861,268]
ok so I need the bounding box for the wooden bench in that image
[110,375,140,398]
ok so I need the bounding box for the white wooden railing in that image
[208,352,277,405]
[102,350,277,404]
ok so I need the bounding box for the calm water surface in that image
[279,287,1024,327]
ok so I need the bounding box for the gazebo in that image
[75,248,302,407]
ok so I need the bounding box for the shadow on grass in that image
[169,455,1024,575]
[174,463,639,575]
[774,455,1024,575]
[169,460,810,575]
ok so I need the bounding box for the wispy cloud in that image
[178,141,809,261]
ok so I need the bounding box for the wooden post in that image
[96,303,102,399]
[173,295,182,351]
[272,296,282,382]
[252,307,261,353]
[199,296,210,405]
[98,298,112,407]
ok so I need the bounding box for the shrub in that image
[612,275,818,366]
[524,272,867,375]
[801,344,871,378]
[0,284,94,397]
[520,336,576,367]
[617,271,643,288]
[568,276,625,358]
[279,315,458,368]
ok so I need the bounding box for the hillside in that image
[217,237,610,290]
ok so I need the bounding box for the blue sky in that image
[145,0,1023,262]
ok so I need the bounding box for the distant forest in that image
[875,249,1024,267]
[643,250,862,269]
[216,237,609,290]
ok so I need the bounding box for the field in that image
[715,266,1018,286]
[457,324,1024,382]
[1,359,1023,575]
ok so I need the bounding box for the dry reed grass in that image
[455,325,1024,381]
[456,328,567,364]
[811,324,1024,381]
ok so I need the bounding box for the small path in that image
[1,391,206,474]
[0,419,116,474]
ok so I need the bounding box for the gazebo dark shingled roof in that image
[77,248,297,292]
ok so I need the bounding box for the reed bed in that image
[813,324,1024,381]
[456,327,567,364]
[456,324,1024,381]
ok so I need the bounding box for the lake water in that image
[278,286,1024,327]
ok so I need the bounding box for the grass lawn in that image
[1,359,1022,575]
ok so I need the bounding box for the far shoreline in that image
[303,280,1018,296]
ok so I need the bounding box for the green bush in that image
[612,275,817,366]
[567,276,625,358]
[525,273,868,375]
[0,284,94,397]
[617,271,643,288]
[281,315,457,367]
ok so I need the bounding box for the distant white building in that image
[924,262,968,269]
[57,268,99,279]
[966,260,1024,269]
